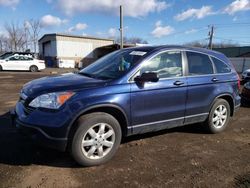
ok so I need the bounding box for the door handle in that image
[211,78,219,82]
[173,80,184,86]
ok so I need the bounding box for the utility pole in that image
[208,25,214,49]
[119,5,123,49]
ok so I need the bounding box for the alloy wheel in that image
[81,123,115,160]
[212,104,228,128]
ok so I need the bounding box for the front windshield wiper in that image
[78,72,97,79]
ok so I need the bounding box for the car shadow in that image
[241,99,250,107]
[0,111,79,168]
[122,122,207,144]
[0,110,208,168]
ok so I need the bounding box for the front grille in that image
[19,91,35,115]
[23,106,35,115]
[20,98,25,104]
[247,72,250,76]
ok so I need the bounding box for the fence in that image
[229,58,250,73]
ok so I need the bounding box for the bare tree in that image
[27,19,41,53]
[124,37,148,44]
[115,36,148,44]
[4,22,26,51]
[184,41,239,48]
[0,35,7,53]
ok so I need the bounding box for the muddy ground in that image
[0,69,249,188]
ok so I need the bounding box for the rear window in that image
[187,52,214,75]
[212,57,231,73]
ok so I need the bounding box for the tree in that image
[0,35,8,53]
[115,36,148,45]
[4,22,26,51]
[26,19,41,53]
[184,40,239,48]
[124,37,148,44]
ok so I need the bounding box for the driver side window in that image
[138,51,183,79]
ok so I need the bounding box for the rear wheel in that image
[71,112,122,166]
[205,99,230,133]
[0,65,2,71]
[30,65,38,72]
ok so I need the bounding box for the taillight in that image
[237,74,241,90]
[229,59,241,90]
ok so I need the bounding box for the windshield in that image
[0,53,12,59]
[79,49,148,80]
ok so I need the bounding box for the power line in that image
[214,22,250,25]
[216,25,250,29]
[218,36,250,39]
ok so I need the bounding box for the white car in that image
[0,54,45,72]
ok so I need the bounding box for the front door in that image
[130,51,187,134]
[5,55,22,70]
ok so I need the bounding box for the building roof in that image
[38,33,114,42]
[213,46,250,57]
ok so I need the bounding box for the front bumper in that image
[12,102,70,151]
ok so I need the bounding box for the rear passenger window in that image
[187,52,214,75]
[212,57,231,73]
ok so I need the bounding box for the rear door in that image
[130,50,188,134]
[21,56,33,70]
[184,51,218,124]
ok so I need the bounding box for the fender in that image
[66,103,129,138]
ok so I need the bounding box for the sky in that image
[0,0,250,46]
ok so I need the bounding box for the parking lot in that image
[0,70,249,188]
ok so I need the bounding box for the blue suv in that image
[13,46,241,166]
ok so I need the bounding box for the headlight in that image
[29,92,75,109]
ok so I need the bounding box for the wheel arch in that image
[66,104,129,149]
[210,94,235,116]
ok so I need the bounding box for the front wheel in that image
[71,112,122,166]
[205,99,230,133]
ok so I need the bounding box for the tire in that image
[0,65,2,71]
[71,112,122,167]
[205,99,231,134]
[30,65,38,72]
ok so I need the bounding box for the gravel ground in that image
[0,69,249,188]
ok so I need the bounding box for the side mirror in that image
[134,72,159,83]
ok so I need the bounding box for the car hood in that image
[22,73,108,97]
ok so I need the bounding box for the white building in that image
[38,33,114,67]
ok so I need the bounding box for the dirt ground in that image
[0,69,249,188]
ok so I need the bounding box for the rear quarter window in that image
[186,51,214,75]
[212,57,231,73]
